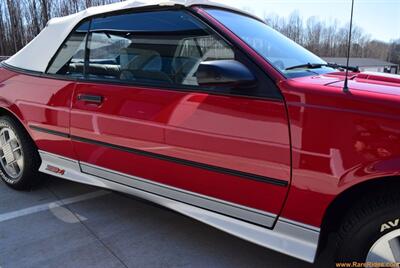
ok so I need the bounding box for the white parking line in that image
[0,190,109,223]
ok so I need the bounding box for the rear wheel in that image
[334,190,400,265]
[0,116,42,190]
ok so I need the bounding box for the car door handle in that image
[77,94,103,104]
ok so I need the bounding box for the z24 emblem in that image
[45,165,65,176]
[381,218,399,232]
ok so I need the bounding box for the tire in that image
[334,190,400,265]
[0,115,42,190]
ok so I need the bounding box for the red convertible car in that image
[0,0,399,265]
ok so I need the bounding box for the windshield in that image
[205,9,335,78]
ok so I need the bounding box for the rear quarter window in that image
[47,21,90,77]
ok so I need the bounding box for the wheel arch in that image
[316,175,400,257]
[0,106,34,142]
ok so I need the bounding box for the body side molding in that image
[29,125,288,187]
[38,150,319,263]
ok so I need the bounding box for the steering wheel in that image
[120,69,137,81]
[120,69,173,84]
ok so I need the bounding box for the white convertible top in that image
[5,0,256,73]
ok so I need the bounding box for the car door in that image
[70,8,291,228]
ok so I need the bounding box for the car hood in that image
[330,71,400,97]
[291,71,400,97]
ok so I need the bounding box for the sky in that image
[211,0,400,42]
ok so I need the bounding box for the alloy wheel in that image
[0,127,24,179]
[366,229,400,263]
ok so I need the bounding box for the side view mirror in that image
[196,60,256,88]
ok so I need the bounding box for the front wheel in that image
[335,190,400,265]
[0,116,43,190]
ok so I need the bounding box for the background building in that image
[324,57,399,74]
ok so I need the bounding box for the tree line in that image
[0,0,122,55]
[1,0,399,66]
[265,11,399,65]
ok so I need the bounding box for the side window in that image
[86,10,236,87]
[176,36,235,85]
[47,21,90,76]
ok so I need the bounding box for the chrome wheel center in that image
[0,127,24,179]
[366,229,400,263]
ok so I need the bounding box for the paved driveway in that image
[0,177,317,268]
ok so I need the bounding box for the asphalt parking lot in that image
[0,176,317,268]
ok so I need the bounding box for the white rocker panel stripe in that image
[38,150,320,263]
[80,162,277,227]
